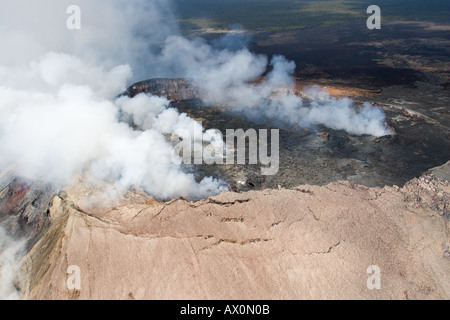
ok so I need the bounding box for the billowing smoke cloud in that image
[0,226,25,300]
[0,52,225,200]
[0,0,228,200]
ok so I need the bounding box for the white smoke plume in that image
[157,37,392,136]
[0,0,179,80]
[0,52,225,200]
[0,226,26,300]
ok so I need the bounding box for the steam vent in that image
[0,0,449,303]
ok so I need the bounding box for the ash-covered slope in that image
[22,162,449,300]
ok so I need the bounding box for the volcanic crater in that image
[123,78,450,193]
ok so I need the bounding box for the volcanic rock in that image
[122,78,202,101]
